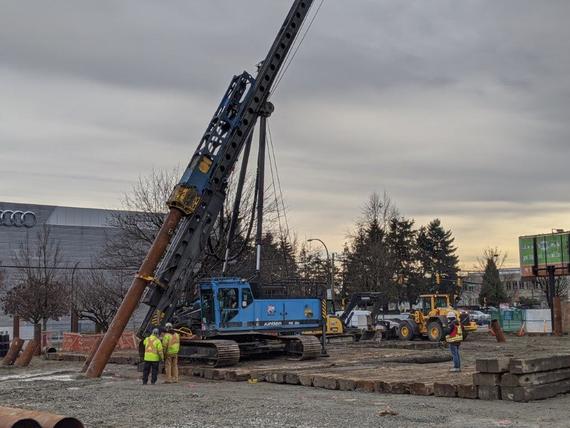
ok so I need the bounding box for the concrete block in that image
[478,385,501,400]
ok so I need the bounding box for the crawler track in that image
[283,335,322,360]
[182,339,240,368]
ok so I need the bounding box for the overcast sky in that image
[2,0,570,268]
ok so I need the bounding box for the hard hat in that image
[152,328,160,336]
[165,323,173,329]
[446,311,457,319]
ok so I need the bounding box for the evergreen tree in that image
[416,219,460,296]
[479,257,507,306]
[386,217,418,308]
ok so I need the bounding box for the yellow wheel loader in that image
[397,294,477,342]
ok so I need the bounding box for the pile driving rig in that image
[87,0,323,376]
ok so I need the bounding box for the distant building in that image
[0,201,142,338]
[458,268,550,308]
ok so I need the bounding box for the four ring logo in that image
[0,210,37,228]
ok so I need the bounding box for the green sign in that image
[519,233,570,277]
[536,234,568,265]
[519,237,535,266]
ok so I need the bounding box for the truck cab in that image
[199,278,323,336]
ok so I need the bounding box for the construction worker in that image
[162,323,180,383]
[142,328,163,385]
[445,310,463,372]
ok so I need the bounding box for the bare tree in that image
[1,226,68,352]
[100,168,179,270]
[75,269,128,332]
[476,247,508,271]
[535,276,568,301]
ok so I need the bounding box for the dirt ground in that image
[1,333,570,427]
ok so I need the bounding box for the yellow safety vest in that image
[143,335,163,362]
[162,332,180,355]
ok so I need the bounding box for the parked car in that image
[469,310,491,325]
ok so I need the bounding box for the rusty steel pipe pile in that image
[85,208,183,378]
[0,406,83,428]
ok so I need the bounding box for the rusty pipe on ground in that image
[2,338,24,366]
[85,208,183,378]
[0,406,84,428]
[15,339,38,367]
[80,336,103,373]
[490,319,506,342]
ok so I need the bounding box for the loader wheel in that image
[398,323,414,341]
[427,321,443,342]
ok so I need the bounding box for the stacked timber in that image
[502,355,570,402]
[474,355,570,402]
[473,357,509,400]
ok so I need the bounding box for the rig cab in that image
[199,278,323,336]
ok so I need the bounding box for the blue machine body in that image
[199,278,322,336]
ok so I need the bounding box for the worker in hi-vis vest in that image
[162,323,180,383]
[142,328,164,385]
[445,310,463,372]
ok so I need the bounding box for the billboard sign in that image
[519,232,570,278]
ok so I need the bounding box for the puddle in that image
[0,370,77,382]
[21,374,77,382]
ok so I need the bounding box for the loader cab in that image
[418,294,451,315]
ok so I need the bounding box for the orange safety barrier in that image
[62,332,137,353]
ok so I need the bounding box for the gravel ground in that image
[1,360,570,428]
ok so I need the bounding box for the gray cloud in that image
[1,0,570,266]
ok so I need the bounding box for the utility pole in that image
[70,262,80,333]
[547,265,556,334]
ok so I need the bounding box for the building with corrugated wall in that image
[0,201,143,339]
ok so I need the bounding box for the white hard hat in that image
[165,323,173,329]
[152,328,160,336]
[446,311,457,319]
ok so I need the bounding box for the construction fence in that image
[61,331,138,353]
[491,308,552,334]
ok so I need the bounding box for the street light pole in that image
[70,262,80,333]
[307,238,331,356]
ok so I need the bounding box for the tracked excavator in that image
[86,1,324,377]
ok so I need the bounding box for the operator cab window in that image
[421,299,431,314]
[219,288,239,323]
[435,297,447,308]
[242,288,254,308]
